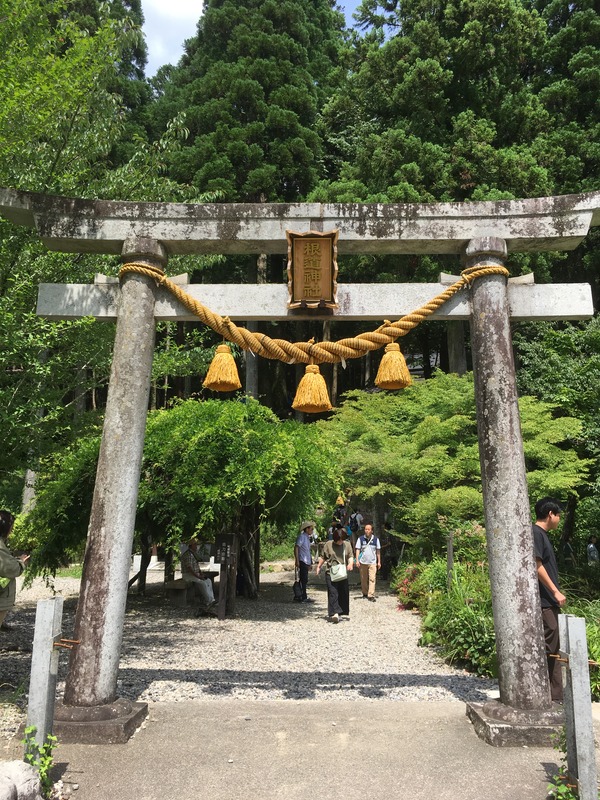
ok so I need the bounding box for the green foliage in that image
[443,518,487,565]
[13,435,101,576]
[394,554,600,689]
[23,726,58,798]
[14,398,338,575]
[393,556,497,676]
[322,373,590,557]
[317,0,600,292]
[423,575,497,677]
[515,318,600,557]
[392,562,425,609]
[547,727,587,800]
[0,3,213,508]
[55,564,83,579]
[138,397,337,538]
[152,0,345,201]
[332,0,600,203]
[260,520,303,561]
[393,559,451,611]
[0,0,131,192]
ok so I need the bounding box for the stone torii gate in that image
[1,187,597,744]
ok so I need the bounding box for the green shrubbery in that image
[394,546,600,691]
[393,556,497,677]
[13,398,340,579]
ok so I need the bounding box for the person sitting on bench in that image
[181,539,217,615]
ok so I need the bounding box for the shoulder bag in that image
[330,544,347,583]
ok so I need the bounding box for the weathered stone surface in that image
[53,699,148,744]
[62,248,161,708]
[37,281,594,322]
[26,597,63,750]
[468,238,551,711]
[466,701,564,747]
[0,775,16,800]
[2,187,600,254]
[0,761,42,800]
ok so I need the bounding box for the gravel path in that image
[1,566,498,742]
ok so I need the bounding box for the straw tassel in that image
[375,342,412,390]
[203,344,242,391]
[292,364,332,413]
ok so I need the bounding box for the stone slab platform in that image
[466,701,565,747]
[46,701,600,800]
[52,700,148,745]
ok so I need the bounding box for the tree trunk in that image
[128,531,153,594]
[164,549,174,583]
[447,321,468,375]
[21,468,36,513]
[236,509,260,599]
[239,537,258,598]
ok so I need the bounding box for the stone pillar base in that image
[466,700,564,747]
[53,698,148,744]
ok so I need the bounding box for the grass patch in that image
[54,564,82,579]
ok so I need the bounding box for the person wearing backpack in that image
[355,523,381,602]
[347,509,363,548]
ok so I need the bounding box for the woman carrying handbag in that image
[316,528,354,623]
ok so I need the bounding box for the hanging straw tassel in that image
[375,342,412,390]
[292,364,332,413]
[203,344,242,391]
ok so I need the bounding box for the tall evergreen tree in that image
[66,0,153,165]
[310,0,600,374]
[152,0,345,201]
[0,0,200,509]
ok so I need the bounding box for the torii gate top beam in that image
[1,187,600,255]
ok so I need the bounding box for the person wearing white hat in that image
[294,521,316,603]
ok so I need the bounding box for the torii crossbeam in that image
[1,187,597,745]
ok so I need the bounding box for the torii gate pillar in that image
[466,238,560,744]
[55,238,165,740]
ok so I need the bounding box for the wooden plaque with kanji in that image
[286,229,338,310]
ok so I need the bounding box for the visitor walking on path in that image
[355,523,381,602]
[587,535,599,565]
[294,521,315,603]
[532,497,566,702]
[316,528,354,622]
[0,510,29,631]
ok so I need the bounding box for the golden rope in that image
[119,262,509,365]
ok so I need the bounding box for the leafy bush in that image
[321,373,590,558]
[14,398,339,577]
[447,519,487,565]
[260,520,301,562]
[391,562,426,610]
[560,562,600,602]
[393,555,497,677]
[420,565,497,677]
[395,555,600,686]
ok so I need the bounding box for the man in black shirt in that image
[532,497,566,702]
